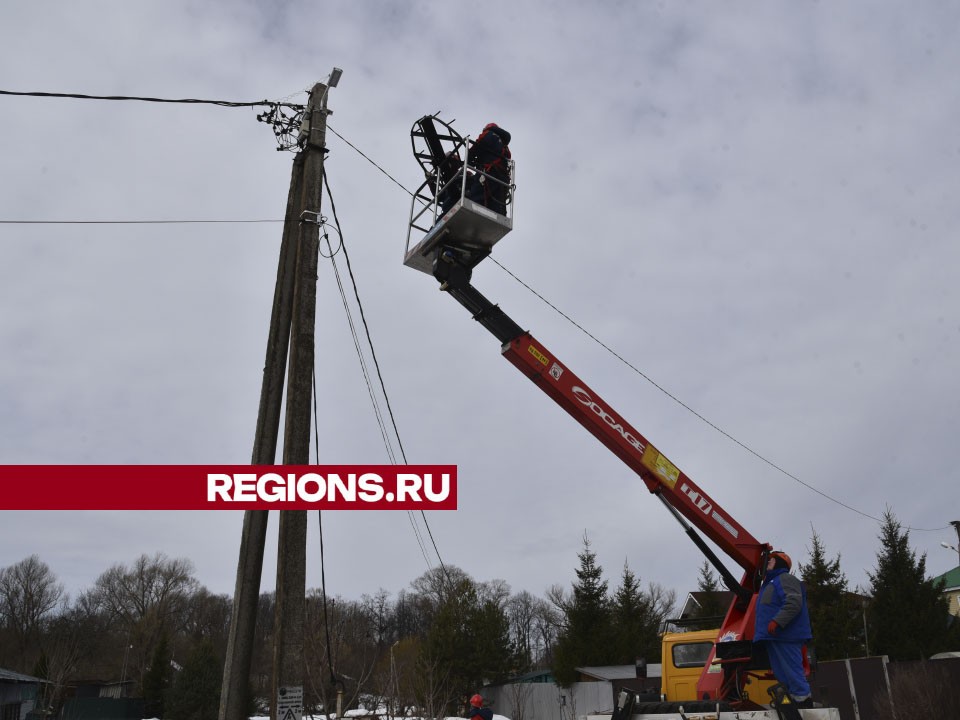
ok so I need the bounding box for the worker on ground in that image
[467,694,493,720]
[465,123,512,215]
[754,550,813,711]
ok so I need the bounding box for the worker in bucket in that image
[464,123,512,215]
[754,550,814,711]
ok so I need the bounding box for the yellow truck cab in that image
[661,629,718,701]
[660,629,778,704]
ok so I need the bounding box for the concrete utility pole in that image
[218,78,335,720]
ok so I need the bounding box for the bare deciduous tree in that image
[477,579,511,609]
[545,583,571,618]
[360,588,395,648]
[413,649,457,720]
[89,552,198,688]
[644,581,677,634]
[303,592,379,716]
[508,591,559,668]
[182,587,232,651]
[410,565,472,606]
[39,603,87,713]
[505,679,536,720]
[0,554,65,669]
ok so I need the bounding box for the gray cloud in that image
[2,0,958,606]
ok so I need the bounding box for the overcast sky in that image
[2,1,959,611]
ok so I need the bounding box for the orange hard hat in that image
[770,550,792,571]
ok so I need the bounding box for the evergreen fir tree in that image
[165,640,222,720]
[143,632,172,718]
[470,597,518,682]
[419,575,515,710]
[689,561,727,631]
[867,510,952,660]
[610,562,660,663]
[31,651,49,681]
[798,530,863,660]
[552,534,613,686]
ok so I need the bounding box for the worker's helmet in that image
[482,122,511,145]
[470,694,483,708]
[770,550,792,571]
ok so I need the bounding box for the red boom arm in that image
[503,332,766,574]
[502,331,773,700]
[428,246,775,701]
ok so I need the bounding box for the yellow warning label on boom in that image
[527,345,549,366]
[641,445,680,488]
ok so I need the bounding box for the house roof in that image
[933,566,960,590]
[673,591,737,627]
[678,591,736,617]
[0,668,45,683]
[575,665,636,681]
[504,668,554,683]
[575,664,663,681]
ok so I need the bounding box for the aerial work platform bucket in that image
[404,114,515,275]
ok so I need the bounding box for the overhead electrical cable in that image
[0,88,304,150]
[0,219,281,225]
[321,220,398,463]
[327,125,413,197]
[0,88,301,109]
[321,208,434,570]
[1,102,939,534]
[316,218,433,567]
[326,127,947,533]
[487,257,892,523]
[322,169,446,573]
[320,167,451,576]
[490,256,947,533]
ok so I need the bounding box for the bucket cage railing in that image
[404,132,515,276]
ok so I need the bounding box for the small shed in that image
[58,679,141,720]
[0,668,46,720]
[574,665,661,683]
[575,663,663,703]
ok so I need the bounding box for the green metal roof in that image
[933,566,960,589]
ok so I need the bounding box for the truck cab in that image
[661,630,719,702]
[661,630,779,705]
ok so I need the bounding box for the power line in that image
[0,88,304,150]
[325,127,947,534]
[321,168,451,576]
[4,112,942,535]
[492,259,950,534]
[327,125,413,197]
[487,259,883,522]
[0,89,301,109]
[0,219,281,225]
